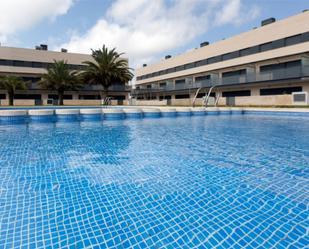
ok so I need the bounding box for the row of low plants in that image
[0,45,133,105]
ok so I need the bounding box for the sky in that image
[0,0,308,70]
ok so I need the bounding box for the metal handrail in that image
[204,85,217,108]
[133,68,308,95]
[192,88,202,107]
[102,97,112,106]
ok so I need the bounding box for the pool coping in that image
[0,107,308,124]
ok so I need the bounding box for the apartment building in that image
[0,45,130,106]
[134,11,309,106]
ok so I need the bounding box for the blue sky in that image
[0,0,308,68]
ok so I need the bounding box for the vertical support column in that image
[210,73,220,85]
[301,56,309,77]
[251,87,260,96]
[245,65,256,83]
[41,93,48,105]
[72,93,79,100]
[301,56,309,96]
[302,84,309,94]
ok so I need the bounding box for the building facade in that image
[0,45,130,106]
[134,11,309,106]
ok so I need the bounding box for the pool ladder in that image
[192,85,220,107]
[102,97,112,106]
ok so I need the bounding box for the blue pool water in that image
[0,114,308,248]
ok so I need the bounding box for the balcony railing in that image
[133,67,308,94]
[26,83,131,91]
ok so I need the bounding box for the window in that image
[14,94,42,100]
[249,45,260,54]
[0,60,10,66]
[195,75,210,82]
[0,94,6,99]
[196,92,206,98]
[159,82,167,87]
[195,59,207,67]
[239,48,251,57]
[159,95,171,100]
[285,34,301,46]
[79,95,100,100]
[13,60,25,67]
[167,68,175,74]
[113,95,126,100]
[152,72,159,77]
[48,94,73,100]
[222,69,246,78]
[301,31,309,42]
[208,55,221,64]
[222,90,251,97]
[159,70,166,75]
[175,65,184,72]
[271,39,285,49]
[260,86,302,95]
[184,62,195,70]
[175,79,185,84]
[175,94,190,99]
[32,62,43,68]
[222,51,239,61]
[260,42,272,52]
[260,64,280,72]
[260,60,301,72]
[22,77,40,83]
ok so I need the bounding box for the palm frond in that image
[82,45,133,91]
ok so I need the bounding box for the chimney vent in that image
[40,44,48,50]
[200,41,209,47]
[261,17,276,26]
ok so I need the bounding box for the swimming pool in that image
[0,114,308,248]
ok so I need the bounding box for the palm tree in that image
[0,76,27,106]
[40,60,82,105]
[82,45,133,100]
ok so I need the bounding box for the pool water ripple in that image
[0,115,308,248]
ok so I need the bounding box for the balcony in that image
[82,84,131,92]
[133,66,308,94]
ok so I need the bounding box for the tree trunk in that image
[100,89,109,105]
[8,91,14,106]
[58,91,64,106]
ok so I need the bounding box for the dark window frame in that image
[260,86,302,96]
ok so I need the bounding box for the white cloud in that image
[214,0,260,26]
[0,0,74,43]
[57,0,260,68]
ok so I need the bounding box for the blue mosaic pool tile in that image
[142,112,161,118]
[29,115,56,122]
[0,115,28,124]
[177,111,191,116]
[80,114,102,121]
[56,114,80,121]
[103,113,125,120]
[125,113,143,119]
[161,112,177,117]
[0,115,308,248]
